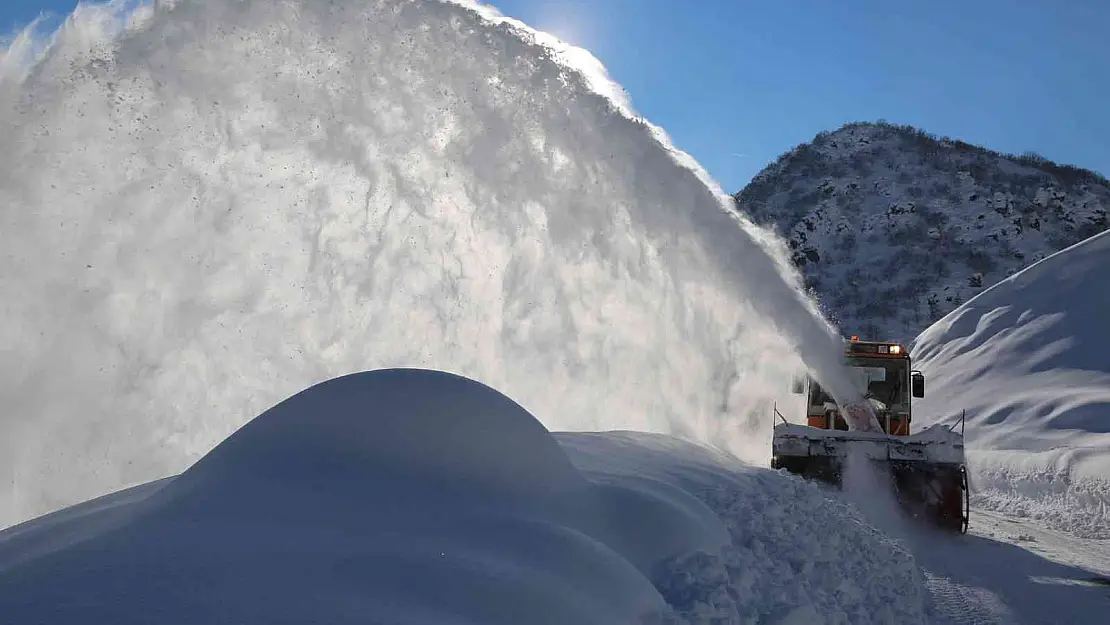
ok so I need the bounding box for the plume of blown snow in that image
[0,0,857,528]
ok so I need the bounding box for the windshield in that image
[848,365,886,394]
[809,357,909,410]
[846,357,907,408]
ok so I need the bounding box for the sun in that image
[530,3,591,48]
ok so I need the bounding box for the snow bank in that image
[911,230,1110,538]
[957,448,1110,540]
[0,369,930,624]
[561,432,928,624]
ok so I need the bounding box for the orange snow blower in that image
[771,337,969,533]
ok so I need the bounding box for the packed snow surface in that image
[912,230,1110,538]
[0,0,868,530]
[0,369,931,625]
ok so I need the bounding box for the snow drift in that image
[0,369,929,624]
[911,230,1110,538]
[0,0,866,529]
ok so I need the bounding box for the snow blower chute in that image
[771,337,969,533]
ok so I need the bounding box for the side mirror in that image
[790,374,806,395]
[911,371,925,398]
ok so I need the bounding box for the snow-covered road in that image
[972,508,1110,579]
[906,508,1110,624]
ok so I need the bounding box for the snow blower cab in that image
[771,337,969,533]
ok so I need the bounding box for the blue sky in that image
[4,0,1109,192]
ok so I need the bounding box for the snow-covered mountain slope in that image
[910,229,1110,539]
[735,121,1110,342]
[0,368,931,625]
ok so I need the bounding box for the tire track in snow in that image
[924,573,1019,625]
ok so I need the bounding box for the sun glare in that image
[532,5,589,48]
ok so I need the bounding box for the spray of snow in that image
[840,448,910,538]
[0,0,868,528]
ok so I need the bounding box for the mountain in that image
[733,121,1110,343]
[911,229,1110,539]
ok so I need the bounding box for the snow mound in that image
[175,368,589,503]
[911,230,1110,538]
[0,369,929,624]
